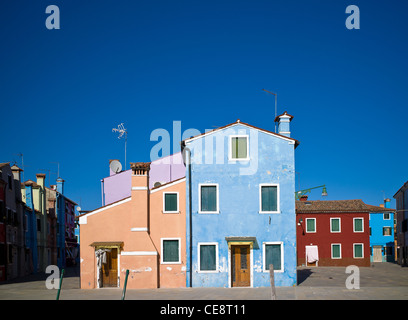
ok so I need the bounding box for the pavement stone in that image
[0,262,408,300]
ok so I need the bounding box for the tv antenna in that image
[262,89,278,133]
[112,123,128,170]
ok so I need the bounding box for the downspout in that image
[182,143,192,287]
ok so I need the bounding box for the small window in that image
[163,192,179,213]
[383,213,390,220]
[198,243,218,272]
[383,227,392,236]
[37,218,41,232]
[7,175,12,190]
[306,218,316,233]
[330,218,341,233]
[161,239,180,264]
[331,244,342,259]
[230,135,249,160]
[263,242,283,272]
[353,218,364,232]
[199,184,218,213]
[354,244,364,258]
[259,184,279,213]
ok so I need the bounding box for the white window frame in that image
[161,238,181,264]
[330,217,341,233]
[353,217,364,233]
[383,213,390,220]
[353,243,364,259]
[262,241,284,273]
[162,192,179,214]
[305,218,316,233]
[259,184,280,214]
[197,242,219,273]
[331,243,342,259]
[228,135,250,161]
[198,183,219,214]
[383,227,392,236]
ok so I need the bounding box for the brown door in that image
[232,245,250,287]
[102,248,118,287]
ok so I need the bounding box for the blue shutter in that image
[201,186,217,212]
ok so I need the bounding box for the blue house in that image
[369,198,396,262]
[22,183,38,274]
[181,112,299,287]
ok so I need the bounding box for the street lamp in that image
[295,185,328,200]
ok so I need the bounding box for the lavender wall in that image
[102,152,186,206]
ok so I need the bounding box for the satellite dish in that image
[77,206,81,212]
[110,160,122,173]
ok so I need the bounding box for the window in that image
[229,135,249,160]
[259,184,280,213]
[263,242,283,272]
[383,213,390,220]
[354,244,364,258]
[353,218,364,232]
[7,175,12,190]
[306,218,316,233]
[330,218,341,233]
[199,184,219,213]
[163,192,179,213]
[37,218,41,232]
[161,238,180,264]
[198,243,218,272]
[331,244,342,259]
[383,227,392,236]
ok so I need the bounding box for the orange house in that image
[79,162,186,289]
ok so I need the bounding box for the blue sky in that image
[1,0,407,211]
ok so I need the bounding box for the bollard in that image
[56,268,65,300]
[121,269,129,300]
[269,264,276,300]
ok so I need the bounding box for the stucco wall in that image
[185,124,297,287]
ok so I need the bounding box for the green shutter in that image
[200,245,216,271]
[354,244,363,258]
[354,219,363,232]
[164,193,178,212]
[331,219,340,232]
[163,240,179,263]
[265,244,281,271]
[306,219,315,232]
[332,244,341,258]
[201,186,217,212]
[231,137,247,159]
[261,186,277,212]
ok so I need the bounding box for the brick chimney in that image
[130,162,151,230]
[274,111,294,137]
[299,195,308,202]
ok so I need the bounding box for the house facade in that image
[182,114,299,288]
[296,199,373,267]
[368,198,396,262]
[394,180,408,266]
[79,162,186,289]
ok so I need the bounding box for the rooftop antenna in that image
[112,123,128,170]
[39,168,57,187]
[262,89,278,133]
[14,153,26,182]
[50,162,60,178]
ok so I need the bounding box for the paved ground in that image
[1,262,408,300]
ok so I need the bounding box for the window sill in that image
[259,211,280,214]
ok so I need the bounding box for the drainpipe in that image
[182,144,192,287]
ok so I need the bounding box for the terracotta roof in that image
[296,199,395,213]
[181,120,300,148]
[0,162,10,169]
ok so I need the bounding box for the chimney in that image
[384,198,391,209]
[11,165,23,182]
[274,111,294,137]
[130,162,150,229]
[299,195,308,201]
[56,177,65,195]
[36,173,46,188]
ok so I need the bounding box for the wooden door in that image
[373,246,382,262]
[232,245,250,287]
[102,248,118,287]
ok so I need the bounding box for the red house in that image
[296,198,372,267]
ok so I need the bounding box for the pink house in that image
[79,162,186,289]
